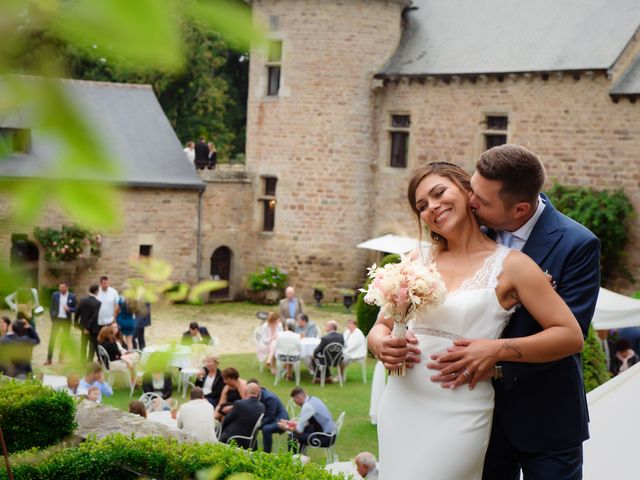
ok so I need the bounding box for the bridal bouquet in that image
[362,255,447,376]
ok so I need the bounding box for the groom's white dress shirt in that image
[497,196,546,250]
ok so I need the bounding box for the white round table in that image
[301,337,321,359]
[141,344,192,370]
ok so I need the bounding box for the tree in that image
[41,19,248,160]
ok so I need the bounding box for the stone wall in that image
[199,168,256,299]
[246,0,408,301]
[373,54,640,290]
[1,187,201,294]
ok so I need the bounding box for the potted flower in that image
[339,288,356,312]
[247,266,288,304]
[312,284,327,307]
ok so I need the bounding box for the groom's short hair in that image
[476,144,545,207]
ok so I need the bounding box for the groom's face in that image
[469,172,514,230]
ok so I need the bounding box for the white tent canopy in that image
[583,361,640,478]
[357,234,429,255]
[592,287,640,330]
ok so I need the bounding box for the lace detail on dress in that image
[458,245,511,292]
[410,327,462,340]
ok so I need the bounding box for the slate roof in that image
[378,0,640,77]
[610,54,640,96]
[0,78,205,190]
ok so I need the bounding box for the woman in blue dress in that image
[115,295,137,351]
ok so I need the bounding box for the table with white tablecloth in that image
[300,337,321,359]
[42,374,69,392]
[141,344,213,370]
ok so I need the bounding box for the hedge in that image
[356,253,401,336]
[1,434,347,480]
[0,377,76,453]
[582,325,611,392]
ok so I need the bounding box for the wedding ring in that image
[463,369,472,377]
[450,373,456,378]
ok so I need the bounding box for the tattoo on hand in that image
[502,341,523,359]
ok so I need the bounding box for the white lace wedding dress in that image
[377,245,515,480]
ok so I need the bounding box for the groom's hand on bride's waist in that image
[377,331,421,370]
[427,339,496,389]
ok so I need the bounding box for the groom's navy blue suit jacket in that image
[493,194,600,453]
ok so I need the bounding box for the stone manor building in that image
[2,0,640,300]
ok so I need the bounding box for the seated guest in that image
[277,387,335,453]
[97,325,137,381]
[295,314,318,339]
[142,371,173,399]
[66,373,80,395]
[597,329,617,375]
[77,362,113,402]
[195,355,224,407]
[86,386,101,403]
[612,338,640,375]
[355,452,379,480]
[342,319,366,362]
[257,312,283,374]
[248,379,288,453]
[275,319,302,381]
[177,387,217,443]
[215,367,248,420]
[181,321,212,345]
[1,316,11,337]
[0,319,41,378]
[220,382,265,449]
[312,320,344,383]
[129,400,147,418]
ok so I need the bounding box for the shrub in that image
[547,184,634,285]
[247,266,288,292]
[356,254,401,336]
[1,434,346,480]
[582,325,611,393]
[0,377,76,453]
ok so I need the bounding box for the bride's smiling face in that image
[414,174,471,235]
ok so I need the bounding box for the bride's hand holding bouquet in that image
[363,254,447,376]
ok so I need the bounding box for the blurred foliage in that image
[124,257,227,305]
[547,184,634,286]
[582,325,611,392]
[0,0,263,305]
[356,253,401,336]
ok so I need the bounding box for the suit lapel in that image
[521,194,563,266]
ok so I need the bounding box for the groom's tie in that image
[500,231,517,249]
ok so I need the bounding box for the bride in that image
[367,162,584,479]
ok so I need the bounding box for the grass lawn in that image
[103,352,379,464]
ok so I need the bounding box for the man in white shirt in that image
[76,362,113,403]
[177,387,217,443]
[96,276,119,327]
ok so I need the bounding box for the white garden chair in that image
[274,341,302,386]
[96,344,135,395]
[341,356,367,383]
[139,391,166,412]
[305,411,346,463]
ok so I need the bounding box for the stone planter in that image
[248,288,281,305]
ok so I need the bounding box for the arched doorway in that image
[10,234,39,287]
[210,246,232,299]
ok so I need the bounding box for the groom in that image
[427,144,601,480]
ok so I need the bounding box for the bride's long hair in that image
[407,162,472,250]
